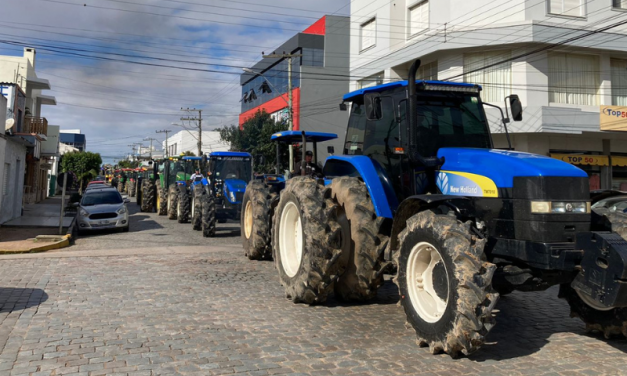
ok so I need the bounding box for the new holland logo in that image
[437,172,449,194]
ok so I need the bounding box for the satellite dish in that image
[5,118,14,131]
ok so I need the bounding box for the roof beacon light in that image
[423,83,480,93]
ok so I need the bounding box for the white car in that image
[76,188,130,233]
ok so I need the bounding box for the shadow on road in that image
[213,226,241,238]
[0,288,48,313]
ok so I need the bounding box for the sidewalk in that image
[0,196,74,253]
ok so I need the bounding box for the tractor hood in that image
[223,179,247,204]
[436,148,587,195]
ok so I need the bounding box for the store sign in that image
[600,105,627,131]
[551,153,609,166]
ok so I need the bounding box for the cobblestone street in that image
[0,205,626,376]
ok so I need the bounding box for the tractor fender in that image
[322,156,398,218]
[389,195,474,253]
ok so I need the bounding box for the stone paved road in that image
[0,204,626,375]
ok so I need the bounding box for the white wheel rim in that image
[406,241,449,323]
[167,195,171,210]
[576,289,614,311]
[244,201,253,239]
[279,201,303,278]
[192,197,195,217]
[177,201,181,217]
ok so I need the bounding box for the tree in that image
[181,151,196,157]
[60,151,103,191]
[218,110,288,173]
[117,159,140,169]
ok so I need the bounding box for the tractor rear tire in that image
[272,177,342,304]
[241,180,274,260]
[167,185,178,220]
[156,185,167,216]
[140,181,155,213]
[330,177,389,301]
[128,181,136,197]
[201,194,216,237]
[559,285,627,338]
[177,187,191,224]
[117,181,124,192]
[192,188,203,231]
[394,210,498,357]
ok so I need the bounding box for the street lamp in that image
[243,67,294,171]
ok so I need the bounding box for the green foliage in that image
[60,151,102,191]
[117,159,140,169]
[218,110,288,173]
[181,151,196,157]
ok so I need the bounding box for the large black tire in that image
[191,187,203,231]
[177,187,191,224]
[241,180,274,260]
[394,211,498,357]
[127,181,136,197]
[201,194,216,237]
[140,181,155,212]
[167,185,178,220]
[330,177,389,301]
[136,181,142,206]
[272,177,342,304]
[156,185,167,216]
[117,181,124,192]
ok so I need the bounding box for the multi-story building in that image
[350,0,627,190]
[60,129,86,151]
[240,16,351,163]
[163,130,229,157]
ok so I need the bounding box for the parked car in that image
[87,180,106,187]
[592,195,627,214]
[76,188,130,233]
[84,184,116,192]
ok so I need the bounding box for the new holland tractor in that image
[268,60,627,357]
[241,131,338,260]
[199,152,253,237]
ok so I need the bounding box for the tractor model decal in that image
[436,171,498,198]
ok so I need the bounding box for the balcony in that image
[24,117,48,136]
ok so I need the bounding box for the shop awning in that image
[550,153,609,166]
[613,156,627,167]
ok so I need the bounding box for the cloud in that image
[0,0,349,162]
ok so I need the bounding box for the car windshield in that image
[212,157,251,180]
[592,196,627,208]
[81,191,123,206]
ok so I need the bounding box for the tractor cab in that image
[207,152,253,213]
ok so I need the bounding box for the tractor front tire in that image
[241,181,274,260]
[330,177,389,301]
[167,185,178,220]
[117,181,124,192]
[272,177,342,304]
[192,188,203,231]
[156,185,167,216]
[128,181,136,197]
[177,187,191,224]
[394,210,498,357]
[140,181,155,213]
[201,194,216,237]
[560,285,627,338]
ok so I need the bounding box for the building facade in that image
[350,0,627,190]
[60,129,86,151]
[240,15,351,163]
[163,130,229,157]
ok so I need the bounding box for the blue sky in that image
[0,0,349,163]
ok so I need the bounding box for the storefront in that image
[550,153,627,191]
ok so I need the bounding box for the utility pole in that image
[144,137,157,160]
[263,51,302,171]
[127,144,137,160]
[156,130,172,158]
[181,108,202,156]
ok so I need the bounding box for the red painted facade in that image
[239,88,301,131]
[303,16,326,35]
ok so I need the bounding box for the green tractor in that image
[164,156,196,223]
[139,166,156,213]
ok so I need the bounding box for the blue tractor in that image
[198,152,253,237]
[270,60,627,357]
[241,131,338,260]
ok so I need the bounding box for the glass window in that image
[417,61,438,81]
[360,18,376,51]
[344,103,367,155]
[358,72,384,89]
[549,0,585,17]
[548,52,599,106]
[81,191,123,206]
[363,97,401,172]
[408,1,429,39]
[614,0,627,9]
[464,50,511,103]
[212,157,252,181]
[611,58,627,106]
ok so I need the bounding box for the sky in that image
[1,0,350,164]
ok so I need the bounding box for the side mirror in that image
[364,93,382,120]
[327,146,335,155]
[509,95,523,122]
[339,102,347,111]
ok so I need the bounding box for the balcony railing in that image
[23,117,48,136]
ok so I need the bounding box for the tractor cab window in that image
[212,158,252,181]
[415,93,491,157]
[344,103,367,155]
[363,96,401,172]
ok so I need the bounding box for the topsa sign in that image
[600,105,627,131]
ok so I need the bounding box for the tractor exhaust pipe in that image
[407,59,421,160]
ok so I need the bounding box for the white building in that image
[350,0,627,190]
[163,130,230,157]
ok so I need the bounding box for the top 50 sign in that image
[600,105,627,131]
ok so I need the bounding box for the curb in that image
[0,216,77,254]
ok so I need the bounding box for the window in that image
[360,18,376,51]
[611,59,627,106]
[548,0,585,17]
[464,50,511,103]
[613,0,627,9]
[548,52,600,106]
[417,61,438,81]
[408,1,429,38]
[358,72,384,89]
[344,104,367,155]
[3,163,9,196]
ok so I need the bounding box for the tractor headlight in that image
[229,191,236,202]
[530,201,590,214]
